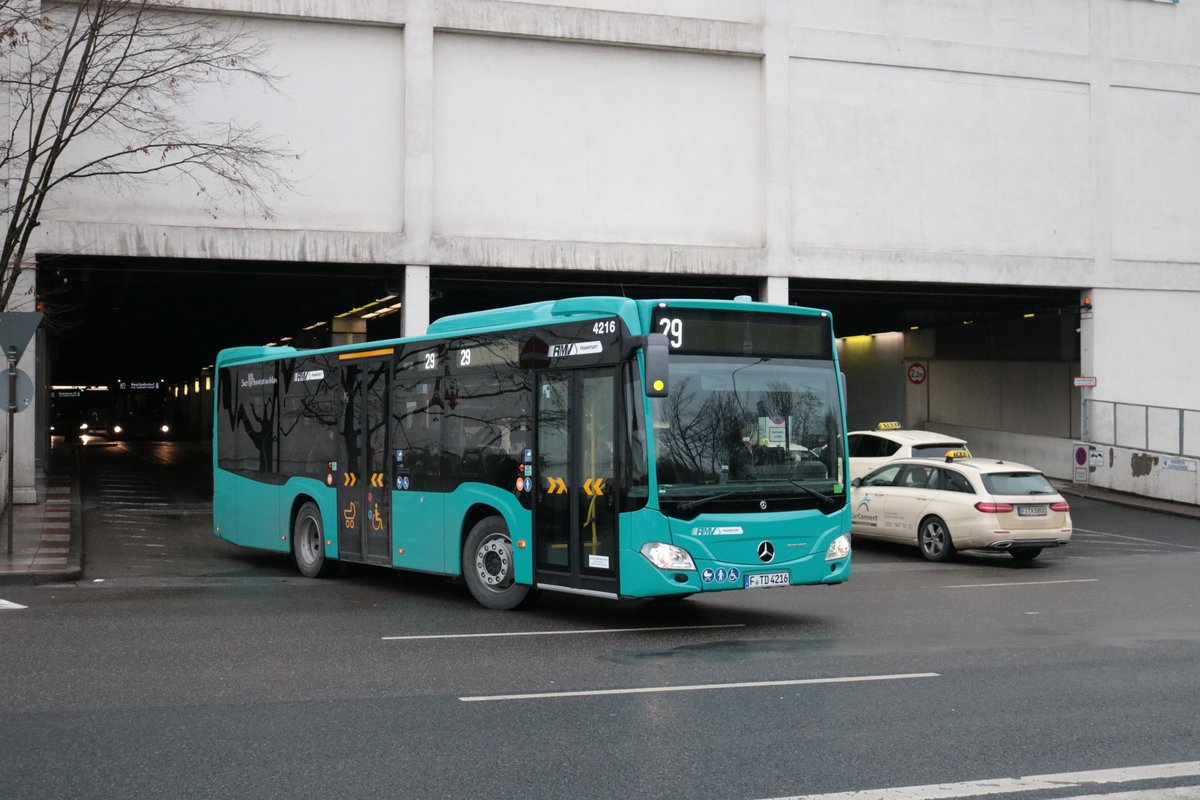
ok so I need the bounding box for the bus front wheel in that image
[463,516,533,610]
[293,501,338,578]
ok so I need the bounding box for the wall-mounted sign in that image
[1073,376,1098,388]
[907,362,927,385]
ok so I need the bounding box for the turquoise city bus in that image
[212,296,851,609]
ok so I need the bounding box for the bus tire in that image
[463,515,533,610]
[293,501,337,578]
[918,515,955,562]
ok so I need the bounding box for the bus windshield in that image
[651,354,843,505]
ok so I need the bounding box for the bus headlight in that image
[640,542,696,571]
[112,425,123,434]
[160,424,170,434]
[825,535,851,561]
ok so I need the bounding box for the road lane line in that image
[0,599,28,610]
[383,623,745,641]
[756,761,1200,800]
[459,672,939,702]
[944,578,1099,589]
[1073,528,1200,550]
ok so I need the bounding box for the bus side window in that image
[393,352,443,491]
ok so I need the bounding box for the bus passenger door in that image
[337,356,392,565]
[534,368,618,596]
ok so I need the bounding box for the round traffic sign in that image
[1075,446,1087,466]
[0,368,34,412]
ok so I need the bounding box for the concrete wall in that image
[928,361,1080,439]
[1086,444,1200,506]
[432,34,764,247]
[46,15,407,234]
[922,423,1078,482]
[1083,288,1200,409]
[837,333,906,431]
[912,424,1200,506]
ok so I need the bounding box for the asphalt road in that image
[1,440,1198,800]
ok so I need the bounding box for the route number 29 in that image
[658,317,683,348]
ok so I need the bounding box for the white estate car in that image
[850,456,1072,562]
[846,423,970,481]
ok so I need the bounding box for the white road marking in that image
[459,672,939,702]
[382,623,745,641]
[757,760,1200,800]
[0,599,28,610]
[944,578,1099,589]
[1073,528,1200,550]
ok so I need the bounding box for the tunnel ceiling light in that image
[302,321,328,331]
[1023,313,1036,318]
[362,301,404,320]
[336,294,397,319]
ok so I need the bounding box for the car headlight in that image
[160,424,170,434]
[825,534,851,561]
[112,425,123,434]
[640,542,696,571]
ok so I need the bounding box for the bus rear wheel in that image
[293,501,338,578]
[463,516,533,610]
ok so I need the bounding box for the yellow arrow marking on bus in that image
[344,472,357,487]
[583,478,605,497]
[546,477,567,494]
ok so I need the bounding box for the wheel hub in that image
[476,536,511,589]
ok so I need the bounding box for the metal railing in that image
[1085,400,1200,457]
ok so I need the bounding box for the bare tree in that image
[0,0,294,310]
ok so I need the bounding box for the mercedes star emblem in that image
[757,541,775,563]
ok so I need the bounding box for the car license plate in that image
[1017,505,1048,517]
[745,571,790,589]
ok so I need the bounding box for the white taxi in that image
[847,422,970,481]
[850,456,1072,562]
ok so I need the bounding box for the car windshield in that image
[650,355,843,506]
[982,471,1056,496]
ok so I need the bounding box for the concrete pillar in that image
[404,0,434,263]
[5,269,40,504]
[764,0,792,278]
[1078,288,1096,441]
[759,276,789,306]
[401,265,431,337]
[400,2,434,341]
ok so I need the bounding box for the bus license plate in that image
[1018,505,1047,516]
[745,571,790,589]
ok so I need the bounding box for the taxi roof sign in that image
[876,421,902,430]
[944,449,971,461]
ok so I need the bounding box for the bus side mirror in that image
[644,333,669,397]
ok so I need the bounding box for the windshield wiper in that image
[786,481,840,512]
[677,491,741,512]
